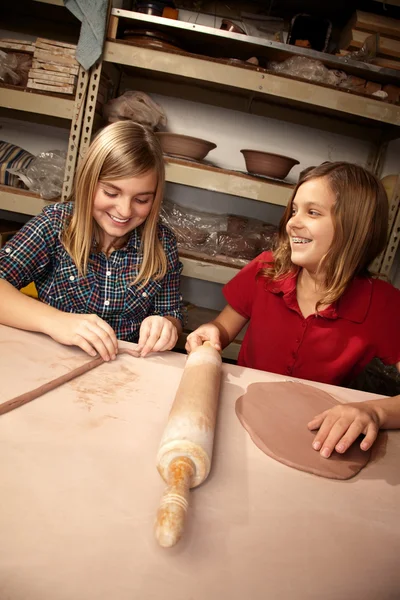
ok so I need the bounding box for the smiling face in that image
[92,169,158,250]
[286,177,336,274]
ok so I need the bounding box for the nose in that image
[288,211,303,229]
[116,196,132,219]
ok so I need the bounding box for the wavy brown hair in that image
[62,121,167,288]
[262,162,389,307]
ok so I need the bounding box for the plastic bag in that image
[0,49,20,85]
[344,33,378,63]
[268,56,347,87]
[103,91,167,130]
[8,150,66,199]
[160,200,278,264]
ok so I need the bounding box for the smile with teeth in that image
[108,213,130,224]
[292,237,312,244]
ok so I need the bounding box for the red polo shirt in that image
[223,251,400,386]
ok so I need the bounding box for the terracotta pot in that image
[156,133,217,161]
[241,149,300,180]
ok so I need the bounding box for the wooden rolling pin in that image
[155,342,222,548]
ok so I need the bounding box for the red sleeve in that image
[223,251,272,319]
[374,280,400,366]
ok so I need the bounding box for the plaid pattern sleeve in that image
[152,223,184,325]
[0,203,68,289]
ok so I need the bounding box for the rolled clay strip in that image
[0,348,140,417]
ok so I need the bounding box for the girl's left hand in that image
[137,316,178,358]
[307,402,381,458]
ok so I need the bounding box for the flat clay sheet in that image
[236,381,371,479]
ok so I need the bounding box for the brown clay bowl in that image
[241,149,300,180]
[156,133,217,161]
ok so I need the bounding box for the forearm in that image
[211,318,233,349]
[0,278,61,335]
[364,395,400,430]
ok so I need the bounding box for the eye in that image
[309,209,321,216]
[103,190,118,198]
[135,197,151,205]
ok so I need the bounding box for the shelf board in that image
[0,85,75,120]
[104,41,400,129]
[180,255,240,284]
[0,186,56,216]
[165,158,293,206]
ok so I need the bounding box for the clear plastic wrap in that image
[8,150,66,199]
[103,91,167,130]
[161,200,278,265]
[0,49,20,85]
[268,56,347,87]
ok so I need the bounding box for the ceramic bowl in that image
[240,149,300,179]
[156,133,217,161]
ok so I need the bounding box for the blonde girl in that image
[0,121,183,360]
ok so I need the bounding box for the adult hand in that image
[44,312,118,361]
[137,316,178,357]
[308,402,382,458]
[185,323,221,353]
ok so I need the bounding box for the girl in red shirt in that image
[186,162,400,458]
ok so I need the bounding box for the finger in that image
[96,318,118,355]
[185,333,203,353]
[81,326,112,361]
[152,326,177,353]
[140,325,162,358]
[318,418,355,458]
[74,335,98,358]
[334,420,366,454]
[89,322,117,360]
[360,423,379,451]
[311,413,340,452]
[137,319,152,352]
[308,410,329,430]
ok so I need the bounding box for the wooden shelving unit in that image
[104,40,400,131]
[165,158,293,206]
[180,255,240,285]
[0,85,75,120]
[0,185,54,216]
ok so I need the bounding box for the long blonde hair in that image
[62,121,167,287]
[263,162,389,306]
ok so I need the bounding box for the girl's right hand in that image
[44,312,118,361]
[185,324,222,353]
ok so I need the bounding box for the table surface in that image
[0,325,399,600]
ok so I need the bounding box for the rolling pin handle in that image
[155,457,195,548]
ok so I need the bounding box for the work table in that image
[0,324,399,599]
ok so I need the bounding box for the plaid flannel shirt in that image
[0,202,183,342]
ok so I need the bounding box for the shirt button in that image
[5,247,11,253]
[69,275,75,281]
[104,300,110,306]
[292,351,297,358]
[142,292,148,298]
[286,367,292,374]
[106,271,111,276]
[295,338,300,343]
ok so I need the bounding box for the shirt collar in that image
[267,271,371,323]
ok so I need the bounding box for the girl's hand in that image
[44,312,118,361]
[185,324,221,353]
[308,402,382,458]
[137,316,178,357]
